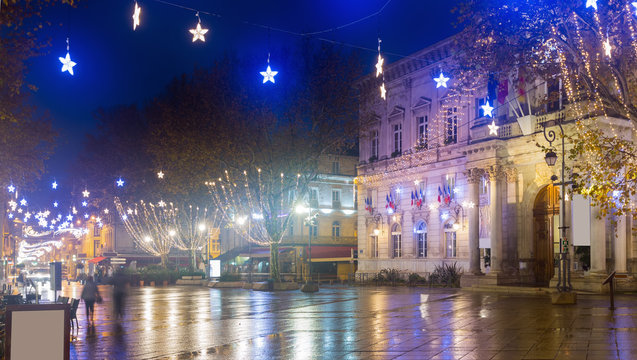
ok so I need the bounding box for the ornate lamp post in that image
[542,119,573,294]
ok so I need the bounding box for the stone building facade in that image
[355,39,636,290]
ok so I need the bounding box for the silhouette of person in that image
[81,276,100,321]
[111,271,128,320]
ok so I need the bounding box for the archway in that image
[533,184,559,285]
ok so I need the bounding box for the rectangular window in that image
[370,130,379,160]
[332,222,340,237]
[393,123,402,155]
[371,235,379,258]
[446,107,458,144]
[309,188,319,207]
[392,233,402,258]
[332,161,340,174]
[309,222,318,237]
[417,116,428,149]
[93,225,100,237]
[418,233,427,258]
[332,189,341,208]
[445,230,457,258]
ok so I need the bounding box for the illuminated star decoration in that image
[189,13,208,42]
[633,2,637,15]
[132,2,141,30]
[158,200,166,207]
[66,214,73,221]
[59,38,76,75]
[586,0,597,10]
[434,72,450,88]
[157,171,165,179]
[84,214,89,219]
[53,201,58,207]
[488,120,500,136]
[603,38,612,58]
[375,54,384,77]
[380,83,387,100]
[20,199,27,206]
[481,101,494,117]
[8,214,13,219]
[104,208,109,214]
[52,181,58,189]
[82,201,88,207]
[260,53,278,84]
[127,208,133,215]
[117,178,125,187]
[7,185,15,193]
[82,189,90,198]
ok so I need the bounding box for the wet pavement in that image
[62,283,637,359]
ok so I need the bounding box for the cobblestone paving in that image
[62,284,637,359]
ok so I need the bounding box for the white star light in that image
[82,189,90,198]
[375,54,384,77]
[603,38,612,58]
[52,181,58,189]
[96,217,102,222]
[84,214,89,219]
[8,214,13,219]
[72,207,78,215]
[633,2,637,15]
[132,2,141,30]
[488,120,500,136]
[586,0,597,10]
[157,171,164,179]
[434,72,450,88]
[127,208,133,215]
[66,215,73,221]
[104,208,109,214]
[59,52,77,75]
[122,215,128,221]
[7,185,15,193]
[380,83,387,100]
[481,101,494,117]
[20,198,27,206]
[53,201,58,207]
[158,200,166,207]
[260,65,278,84]
[8,200,17,209]
[117,178,125,187]
[18,208,23,214]
[82,201,88,207]
[189,22,209,42]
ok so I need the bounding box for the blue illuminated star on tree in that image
[117,178,125,187]
[481,101,494,117]
[66,214,73,221]
[20,198,27,206]
[434,72,450,88]
[586,0,597,10]
[52,181,58,189]
[53,201,58,207]
[7,185,15,193]
[260,65,278,84]
[82,201,88,207]
[59,53,76,75]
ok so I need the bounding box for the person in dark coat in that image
[81,276,100,321]
[111,271,128,320]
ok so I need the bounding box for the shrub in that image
[179,269,205,278]
[219,272,241,282]
[429,262,463,287]
[373,268,404,284]
[408,273,426,287]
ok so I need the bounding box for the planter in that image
[150,281,155,287]
[139,280,144,287]
[516,115,536,136]
[163,280,168,287]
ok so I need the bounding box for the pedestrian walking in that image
[111,270,128,320]
[81,276,100,321]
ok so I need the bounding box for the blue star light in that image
[52,181,58,189]
[53,201,58,207]
[116,178,125,187]
[586,0,597,10]
[7,185,15,193]
[20,198,27,206]
[434,72,450,88]
[260,65,278,84]
[481,101,494,117]
[82,201,88,207]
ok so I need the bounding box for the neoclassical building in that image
[355,38,636,291]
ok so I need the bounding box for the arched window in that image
[415,221,427,258]
[370,232,379,258]
[392,223,402,258]
[444,222,457,258]
[332,221,340,237]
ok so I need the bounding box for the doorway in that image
[533,185,559,285]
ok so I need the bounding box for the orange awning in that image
[88,256,107,264]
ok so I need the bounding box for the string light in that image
[132,1,141,30]
[59,38,76,75]
[260,52,278,84]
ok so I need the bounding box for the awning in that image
[306,246,356,262]
[88,256,107,264]
[239,247,295,258]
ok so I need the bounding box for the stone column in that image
[464,168,483,275]
[589,205,606,274]
[615,215,627,272]
[488,165,505,273]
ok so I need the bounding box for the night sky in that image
[25,0,459,202]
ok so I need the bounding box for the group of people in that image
[80,271,128,322]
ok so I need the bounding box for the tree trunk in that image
[191,248,197,270]
[160,253,168,268]
[269,243,280,282]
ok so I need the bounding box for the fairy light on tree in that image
[171,205,221,270]
[208,168,309,282]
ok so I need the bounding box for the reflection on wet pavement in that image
[62,283,637,359]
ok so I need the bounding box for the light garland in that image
[189,12,208,42]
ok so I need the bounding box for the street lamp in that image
[542,119,573,294]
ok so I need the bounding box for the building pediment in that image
[388,106,405,121]
[412,97,432,110]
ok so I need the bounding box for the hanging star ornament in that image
[59,52,77,75]
[158,200,166,207]
[375,54,384,77]
[53,201,58,208]
[132,2,141,30]
[157,171,165,179]
[7,185,15,193]
[189,21,209,42]
[603,38,612,58]
[488,120,500,136]
[20,199,27,206]
[434,72,450,88]
[586,0,597,10]
[481,101,494,117]
[82,189,90,198]
[116,178,125,187]
[380,83,387,100]
[52,181,58,189]
[82,201,88,207]
[260,65,278,84]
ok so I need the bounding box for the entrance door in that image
[533,185,559,285]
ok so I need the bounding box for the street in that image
[62,284,637,359]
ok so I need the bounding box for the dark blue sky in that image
[26,0,459,197]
